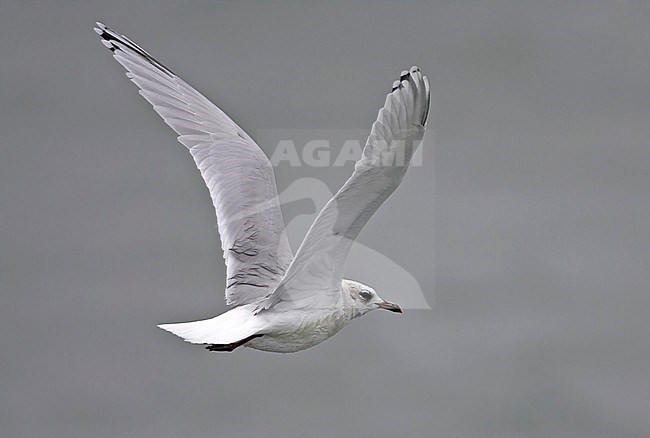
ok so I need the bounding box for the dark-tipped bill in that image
[377,300,402,313]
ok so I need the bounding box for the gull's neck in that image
[340,282,363,320]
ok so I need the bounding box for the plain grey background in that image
[2,1,649,437]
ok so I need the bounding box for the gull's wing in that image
[95,22,292,306]
[261,67,430,312]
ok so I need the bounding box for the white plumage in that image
[96,22,430,353]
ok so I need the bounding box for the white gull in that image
[95,22,430,353]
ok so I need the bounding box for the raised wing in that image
[95,22,292,306]
[261,67,430,312]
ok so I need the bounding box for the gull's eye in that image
[359,291,372,301]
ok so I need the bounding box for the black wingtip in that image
[94,22,118,52]
[94,21,175,78]
[393,66,422,92]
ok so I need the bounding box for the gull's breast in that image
[246,310,349,353]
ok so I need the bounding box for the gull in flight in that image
[95,22,430,353]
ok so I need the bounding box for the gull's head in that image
[342,279,402,317]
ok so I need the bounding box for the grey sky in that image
[2,1,649,437]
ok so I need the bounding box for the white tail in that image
[158,305,263,345]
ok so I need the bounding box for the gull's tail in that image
[158,305,263,349]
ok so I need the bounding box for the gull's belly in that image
[246,311,349,353]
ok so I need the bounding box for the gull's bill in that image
[377,300,403,313]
